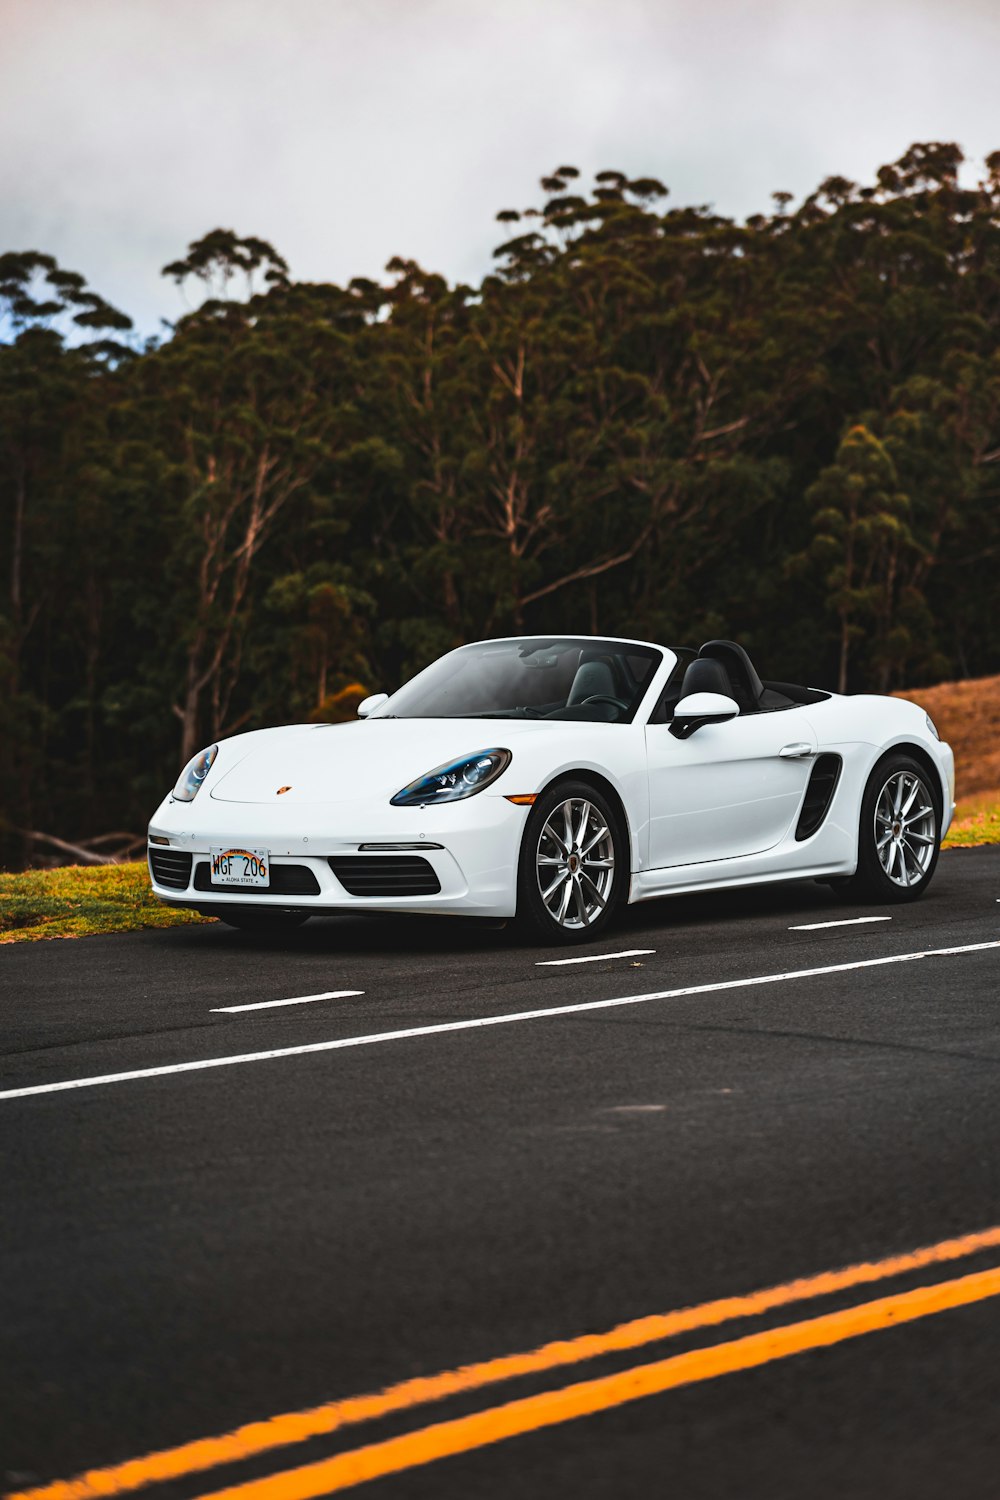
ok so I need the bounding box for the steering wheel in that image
[581,694,629,713]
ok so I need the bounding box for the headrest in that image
[698,640,764,710]
[680,657,731,698]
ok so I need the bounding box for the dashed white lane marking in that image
[789,917,892,931]
[3,940,999,1102]
[606,1104,668,1113]
[211,990,364,1013]
[536,949,655,967]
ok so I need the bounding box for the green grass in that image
[943,791,1000,849]
[0,861,212,943]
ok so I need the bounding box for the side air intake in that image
[328,855,441,897]
[795,754,842,841]
[148,847,193,890]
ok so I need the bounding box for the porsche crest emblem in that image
[276,785,292,795]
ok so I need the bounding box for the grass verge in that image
[0,861,212,944]
[943,790,1000,849]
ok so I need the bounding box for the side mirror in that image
[357,692,389,719]
[669,691,739,740]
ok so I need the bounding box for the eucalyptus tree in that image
[341,257,481,670]
[133,233,362,761]
[801,424,921,692]
[0,253,131,857]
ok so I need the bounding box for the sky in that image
[4,0,1000,337]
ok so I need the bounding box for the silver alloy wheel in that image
[536,796,616,929]
[874,770,936,888]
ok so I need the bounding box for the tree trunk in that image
[837,616,850,695]
[8,464,26,695]
[441,568,461,632]
[177,672,203,766]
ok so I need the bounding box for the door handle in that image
[779,743,814,759]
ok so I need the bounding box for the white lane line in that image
[789,917,892,931]
[536,949,654,967]
[211,990,363,1014]
[3,940,999,1102]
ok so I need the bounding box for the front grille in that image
[795,754,843,841]
[149,847,193,890]
[328,855,441,897]
[193,862,321,896]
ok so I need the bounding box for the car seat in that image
[567,659,617,704]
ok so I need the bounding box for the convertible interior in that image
[548,639,830,723]
[654,640,831,722]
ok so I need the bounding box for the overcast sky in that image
[4,0,1000,336]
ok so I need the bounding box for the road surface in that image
[3,848,1000,1498]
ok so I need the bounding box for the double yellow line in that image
[13,1225,1000,1500]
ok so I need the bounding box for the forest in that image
[2,140,1000,866]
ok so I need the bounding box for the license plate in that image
[210,847,270,887]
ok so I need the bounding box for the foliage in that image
[3,145,1000,862]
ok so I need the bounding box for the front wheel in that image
[516,780,628,943]
[834,754,941,904]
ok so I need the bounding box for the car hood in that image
[209,717,551,805]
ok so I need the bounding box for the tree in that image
[802,425,923,692]
[135,234,360,761]
[0,254,131,860]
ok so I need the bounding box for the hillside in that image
[894,675,1000,799]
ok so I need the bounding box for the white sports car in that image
[148,636,955,943]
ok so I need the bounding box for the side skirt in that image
[629,858,856,904]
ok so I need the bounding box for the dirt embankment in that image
[894,675,1000,799]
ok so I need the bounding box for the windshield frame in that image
[370,636,672,725]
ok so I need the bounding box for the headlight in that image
[390,748,512,807]
[173,744,218,801]
[925,713,940,741]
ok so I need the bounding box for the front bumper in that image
[939,741,956,838]
[147,793,526,918]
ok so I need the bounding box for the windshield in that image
[375,638,663,722]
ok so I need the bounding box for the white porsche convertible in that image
[148,636,955,943]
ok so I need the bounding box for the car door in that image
[644,708,818,868]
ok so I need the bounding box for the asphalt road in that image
[3,848,1000,1499]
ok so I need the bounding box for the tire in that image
[833,753,941,904]
[516,779,629,944]
[213,909,310,933]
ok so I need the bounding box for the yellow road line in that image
[11,1223,1000,1500]
[193,1264,1000,1500]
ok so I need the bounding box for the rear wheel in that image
[834,754,941,904]
[516,780,628,944]
[213,909,310,933]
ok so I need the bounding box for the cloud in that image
[3,0,999,334]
